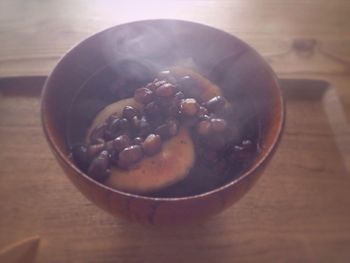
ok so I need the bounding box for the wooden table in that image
[1,1,350,262]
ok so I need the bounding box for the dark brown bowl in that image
[41,19,284,225]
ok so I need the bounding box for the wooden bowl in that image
[41,19,284,225]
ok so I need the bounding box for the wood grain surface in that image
[1,77,350,262]
[1,0,350,78]
[1,0,350,262]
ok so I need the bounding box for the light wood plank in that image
[1,78,350,262]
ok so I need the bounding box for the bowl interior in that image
[42,19,283,199]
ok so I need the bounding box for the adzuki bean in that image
[118,145,143,168]
[134,87,153,104]
[204,96,226,112]
[75,70,253,185]
[142,134,162,155]
[87,151,110,182]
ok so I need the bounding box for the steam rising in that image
[67,21,266,197]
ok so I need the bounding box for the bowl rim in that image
[41,18,285,202]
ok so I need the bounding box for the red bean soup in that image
[67,58,261,198]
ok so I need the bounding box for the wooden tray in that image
[0,77,349,262]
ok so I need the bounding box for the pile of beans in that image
[72,71,231,182]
